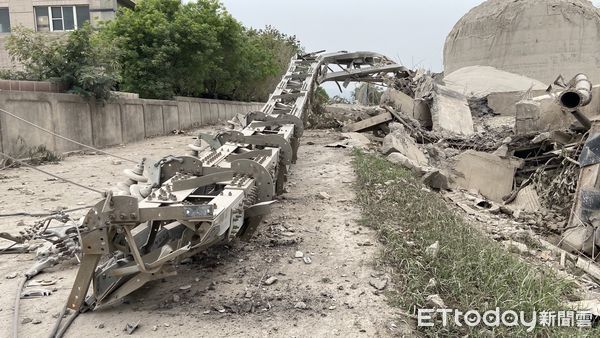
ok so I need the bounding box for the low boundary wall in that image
[0,91,263,154]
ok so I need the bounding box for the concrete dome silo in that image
[444,0,600,84]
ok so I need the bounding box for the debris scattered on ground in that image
[317,192,331,200]
[426,294,446,309]
[21,288,53,299]
[263,276,278,285]
[294,301,308,310]
[125,321,140,335]
[425,241,440,258]
[323,67,600,294]
[369,278,388,291]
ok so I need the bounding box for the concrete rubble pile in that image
[328,69,600,281]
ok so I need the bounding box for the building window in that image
[0,8,10,33]
[34,6,90,32]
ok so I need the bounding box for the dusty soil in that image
[0,128,406,337]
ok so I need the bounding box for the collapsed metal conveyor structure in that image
[66,51,406,311]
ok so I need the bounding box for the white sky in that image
[186,0,600,96]
[212,0,600,71]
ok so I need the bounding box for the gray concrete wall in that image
[487,89,547,116]
[0,91,264,154]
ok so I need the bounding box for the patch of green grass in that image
[352,150,594,337]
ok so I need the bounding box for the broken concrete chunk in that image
[560,226,600,256]
[575,257,600,284]
[387,153,423,174]
[381,126,428,165]
[451,150,522,202]
[125,321,140,335]
[425,241,440,258]
[294,301,308,310]
[492,144,509,157]
[430,85,474,135]
[568,299,600,317]
[263,276,278,285]
[422,170,450,190]
[317,192,331,200]
[503,240,528,254]
[443,66,547,95]
[344,112,393,132]
[507,185,541,213]
[341,132,371,148]
[426,278,437,289]
[532,132,550,144]
[426,294,446,309]
[381,88,415,113]
[369,278,388,291]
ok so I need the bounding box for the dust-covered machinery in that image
[66,51,406,311]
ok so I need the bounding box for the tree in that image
[233,26,301,101]
[5,24,120,101]
[102,0,301,101]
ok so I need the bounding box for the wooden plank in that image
[344,112,392,132]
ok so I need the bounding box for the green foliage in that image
[314,86,330,106]
[103,0,300,100]
[307,86,341,129]
[5,25,120,101]
[234,26,301,101]
[2,0,301,102]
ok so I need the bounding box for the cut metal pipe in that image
[558,73,592,109]
[558,73,593,130]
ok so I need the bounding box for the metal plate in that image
[230,159,275,202]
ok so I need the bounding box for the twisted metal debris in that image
[64,51,405,311]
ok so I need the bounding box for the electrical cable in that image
[47,305,67,338]
[0,152,105,195]
[12,276,27,338]
[0,205,95,218]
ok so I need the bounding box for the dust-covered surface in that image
[0,129,406,337]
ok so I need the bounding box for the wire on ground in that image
[0,152,105,195]
[0,107,137,164]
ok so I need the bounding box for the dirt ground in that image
[0,128,407,337]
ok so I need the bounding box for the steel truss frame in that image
[66,51,404,310]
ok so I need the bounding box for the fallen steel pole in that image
[64,51,404,311]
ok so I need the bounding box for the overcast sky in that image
[216,0,600,72]
[189,0,600,96]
